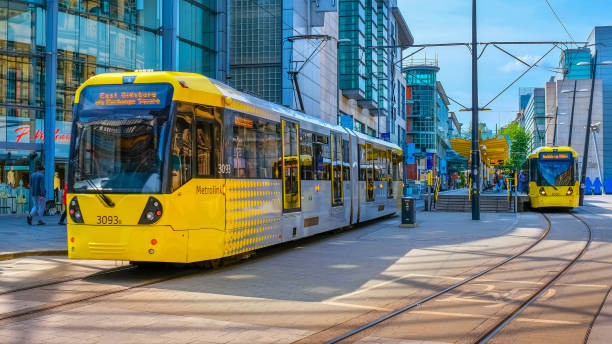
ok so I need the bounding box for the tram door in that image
[365,143,375,201]
[282,120,301,212]
[331,133,343,206]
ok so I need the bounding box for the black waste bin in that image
[400,197,417,228]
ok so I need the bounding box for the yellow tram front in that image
[67,72,228,263]
[528,147,579,208]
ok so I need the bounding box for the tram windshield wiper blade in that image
[84,178,115,207]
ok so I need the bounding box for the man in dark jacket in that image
[28,161,46,225]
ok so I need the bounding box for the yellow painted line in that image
[322,301,393,312]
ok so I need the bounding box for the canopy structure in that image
[450,136,510,167]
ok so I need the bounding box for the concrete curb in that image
[0,250,67,261]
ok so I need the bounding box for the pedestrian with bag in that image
[27,161,46,225]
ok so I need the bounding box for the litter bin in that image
[400,197,417,228]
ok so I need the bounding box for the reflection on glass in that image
[537,159,575,186]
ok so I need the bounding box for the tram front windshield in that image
[536,157,575,187]
[70,83,173,194]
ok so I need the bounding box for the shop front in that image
[0,117,71,215]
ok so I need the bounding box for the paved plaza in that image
[0,197,612,343]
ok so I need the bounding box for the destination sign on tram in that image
[79,83,173,110]
[540,152,570,159]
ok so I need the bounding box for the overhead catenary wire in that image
[543,0,576,45]
[483,44,558,109]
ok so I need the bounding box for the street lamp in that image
[577,55,612,205]
[590,121,603,183]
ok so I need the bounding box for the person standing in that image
[27,161,46,225]
[58,181,67,225]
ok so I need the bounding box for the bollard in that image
[400,197,417,228]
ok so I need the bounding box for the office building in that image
[0,0,227,211]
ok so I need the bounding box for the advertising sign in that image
[426,152,434,170]
[405,143,415,164]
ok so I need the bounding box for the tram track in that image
[320,212,591,344]
[0,264,200,323]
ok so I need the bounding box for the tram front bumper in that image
[67,224,189,263]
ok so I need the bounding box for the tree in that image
[499,122,529,170]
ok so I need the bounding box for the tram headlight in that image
[539,187,547,196]
[138,197,163,224]
[69,197,84,223]
[566,187,574,195]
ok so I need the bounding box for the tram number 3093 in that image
[96,215,121,225]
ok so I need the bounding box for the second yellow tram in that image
[527,146,579,208]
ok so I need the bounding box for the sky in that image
[398,0,612,132]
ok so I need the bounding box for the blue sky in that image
[398,0,612,132]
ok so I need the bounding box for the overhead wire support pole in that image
[471,0,480,220]
[579,51,598,206]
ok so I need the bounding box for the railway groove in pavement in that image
[473,213,592,343]
[319,212,552,344]
[322,212,593,344]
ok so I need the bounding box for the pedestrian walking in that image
[58,181,67,225]
[27,161,46,225]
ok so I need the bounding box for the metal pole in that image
[567,80,577,147]
[579,51,597,206]
[44,0,58,203]
[592,127,603,182]
[471,0,480,220]
[553,108,558,146]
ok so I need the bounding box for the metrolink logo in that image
[196,185,222,195]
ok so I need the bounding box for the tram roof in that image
[75,71,402,153]
[527,146,578,159]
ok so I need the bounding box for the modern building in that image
[542,26,611,181]
[403,58,438,182]
[1,0,414,212]
[588,26,612,180]
[520,87,546,152]
[402,58,458,187]
[1,0,227,210]
[337,0,412,148]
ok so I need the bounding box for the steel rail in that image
[475,212,592,343]
[325,213,552,344]
[0,264,137,296]
[0,266,199,322]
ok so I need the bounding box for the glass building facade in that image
[523,87,546,152]
[560,48,592,80]
[0,0,220,213]
[229,0,282,104]
[403,65,438,152]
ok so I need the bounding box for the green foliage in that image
[499,122,530,170]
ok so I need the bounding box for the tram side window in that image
[313,134,330,180]
[232,112,281,179]
[196,120,214,177]
[171,112,193,191]
[300,131,314,180]
[359,144,366,181]
[342,139,350,181]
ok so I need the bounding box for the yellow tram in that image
[66,71,403,263]
[527,146,579,208]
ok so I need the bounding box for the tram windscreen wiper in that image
[84,178,115,207]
